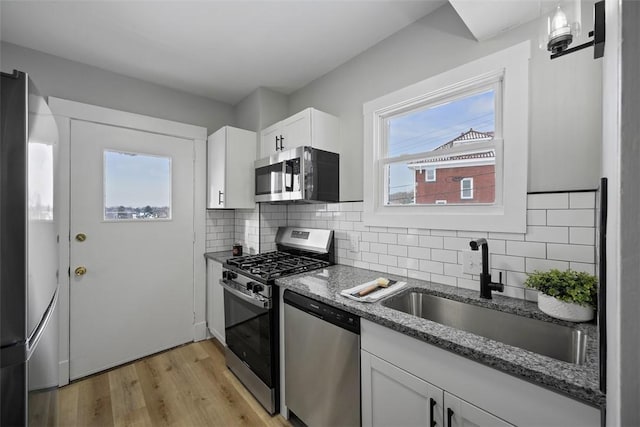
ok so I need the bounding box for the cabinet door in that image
[281,108,312,150]
[206,260,225,344]
[444,392,513,427]
[362,350,443,427]
[260,123,282,158]
[206,128,226,208]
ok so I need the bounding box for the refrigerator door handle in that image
[26,289,58,359]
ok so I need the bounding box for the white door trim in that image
[49,97,207,386]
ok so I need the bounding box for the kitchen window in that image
[363,41,530,232]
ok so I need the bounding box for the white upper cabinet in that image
[207,126,256,209]
[259,107,339,158]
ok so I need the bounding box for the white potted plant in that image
[524,269,597,322]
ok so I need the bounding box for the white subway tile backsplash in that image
[525,226,569,243]
[379,233,398,244]
[501,285,525,300]
[547,209,594,227]
[506,271,529,288]
[431,229,457,237]
[547,244,594,263]
[242,191,597,302]
[569,227,595,245]
[361,232,378,243]
[525,258,569,273]
[487,232,525,241]
[570,192,596,209]
[444,237,474,251]
[526,210,547,226]
[506,241,546,258]
[431,249,458,263]
[419,259,444,274]
[361,252,379,264]
[430,274,457,286]
[408,247,431,260]
[379,254,398,267]
[408,270,431,282]
[491,254,525,272]
[419,235,444,249]
[528,193,568,209]
[370,243,388,254]
[398,257,420,270]
[387,266,408,277]
[457,278,480,291]
[398,234,420,247]
[569,262,596,275]
[408,228,432,236]
[388,245,408,257]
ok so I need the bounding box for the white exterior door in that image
[69,119,195,380]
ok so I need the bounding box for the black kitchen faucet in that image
[469,238,504,299]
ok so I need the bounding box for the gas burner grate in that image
[226,251,330,280]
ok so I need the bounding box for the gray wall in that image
[235,87,288,133]
[620,1,640,424]
[289,3,602,201]
[1,42,235,132]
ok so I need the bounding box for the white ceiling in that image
[0,0,447,105]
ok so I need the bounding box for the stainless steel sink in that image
[381,290,588,364]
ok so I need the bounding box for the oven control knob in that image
[223,271,237,280]
[247,282,254,291]
[252,284,264,293]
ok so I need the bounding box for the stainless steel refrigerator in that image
[1,70,59,426]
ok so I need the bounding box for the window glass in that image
[461,177,474,200]
[103,150,172,221]
[384,89,496,206]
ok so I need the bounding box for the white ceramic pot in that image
[537,293,594,322]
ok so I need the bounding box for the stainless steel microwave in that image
[255,146,339,203]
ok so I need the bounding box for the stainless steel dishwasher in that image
[284,290,360,427]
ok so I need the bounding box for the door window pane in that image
[103,150,171,221]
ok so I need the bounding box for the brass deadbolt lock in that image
[74,266,87,276]
[75,233,87,242]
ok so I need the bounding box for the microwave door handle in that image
[284,161,293,191]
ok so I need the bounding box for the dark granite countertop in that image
[204,251,234,264]
[275,264,604,409]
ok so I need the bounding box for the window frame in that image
[460,177,474,200]
[425,168,436,182]
[363,41,530,233]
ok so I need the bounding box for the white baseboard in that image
[193,321,208,342]
[59,359,69,386]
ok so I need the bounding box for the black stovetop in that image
[226,251,330,282]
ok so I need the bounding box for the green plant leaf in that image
[524,269,597,308]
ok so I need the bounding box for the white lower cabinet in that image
[444,391,512,427]
[206,259,225,344]
[362,350,443,427]
[361,319,600,427]
[362,351,511,427]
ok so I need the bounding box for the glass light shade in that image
[539,0,582,53]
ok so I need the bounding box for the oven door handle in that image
[220,280,271,309]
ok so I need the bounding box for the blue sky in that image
[387,90,495,196]
[104,151,171,208]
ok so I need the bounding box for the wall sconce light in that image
[540,0,605,60]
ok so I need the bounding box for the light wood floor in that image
[59,339,291,427]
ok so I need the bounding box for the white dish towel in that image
[340,279,407,303]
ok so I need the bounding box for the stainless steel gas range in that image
[220,227,334,415]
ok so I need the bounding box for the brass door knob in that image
[75,233,87,242]
[74,266,87,276]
